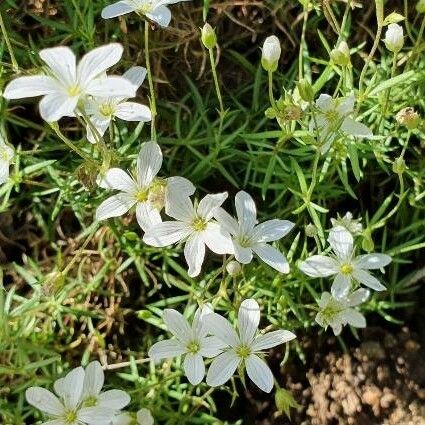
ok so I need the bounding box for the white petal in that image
[163,309,192,343]
[39,93,79,122]
[337,93,355,115]
[331,273,352,299]
[0,160,10,185]
[115,102,152,121]
[148,339,186,361]
[184,234,206,277]
[146,5,172,27]
[252,244,290,273]
[328,227,353,260]
[251,330,296,351]
[165,194,194,221]
[86,116,110,144]
[77,43,124,82]
[25,387,63,415]
[143,221,190,246]
[203,312,239,347]
[97,390,130,409]
[354,253,392,270]
[137,141,163,187]
[238,299,260,345]
[123,66,147,88]
[235,191,257,234]
[98,168,137,193]
[317,291,332,309]
[78,406,115,425]
[39,47,76,86]
[101,1,135,19]
[252,219,294,243]
[86,76,136,98]
[192,304,214,337]
[341,117,373,138]
[213,207,238,235]
[112,413,133,425]
[61,366,85,409]
[42,420,66,425]
[352,269,386,291]
[298,255,339,277]
[347,288,370,307]
[202,222,234,255]
[165,176,195,204]
[344,309,366,328]
[245,354,274,393]
[233,241,253,264]
[206,351,240,387]
[137,409,154,425]
[316,94,333,112]
[96,193,136,221]
[136,202,162,232]
[183,353,205,385]
[199,336,226,358]
[83,361,104,397]
[197,192,228,220]
[3,76,58,99]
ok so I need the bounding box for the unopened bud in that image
[275,387,301,419]
[392,156,407,175]
[226,260,242,276]
[384,23,404,53]
[201,23,217,49]
[330,41,351,66]
[396,107,421,129]
[305,223,318,237]
[296,79,315,102]
[417,0,425,13]
[361,229,375,253]
[261,36,281,72]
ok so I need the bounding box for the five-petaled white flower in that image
[25,362,127,425]
[143,192,234,277]
[96,141,195,231]
[113,409,154,425]
[316,289,370,335]
[148,306,226,385]
[298,226,392,299]
[3,44,136,122]
[214,191,294,273]
[205,299,296,393]
[0,137,14,185]
[84,66,151,143]
[310,93,372,153]
[101,0,190,27]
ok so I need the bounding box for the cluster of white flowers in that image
[149,300,296,393]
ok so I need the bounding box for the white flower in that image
[384,23,404,53]
[148,306,225,385]
[330,212,363,236]
[310,93,372,153]
[26,365,117,425]
[214,191,294,273]
[143,192,233,277]
[299,227,392,299]
[84,66,151,143]
[316,289,370,335]
[3,44,136,122]
[261,35,281,72]
[205,299,296,393]
[101,0,190,27]
[96,141,195,231]
[113,409,154,425]
[0,137,14,185]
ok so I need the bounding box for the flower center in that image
[324,109,340,124]
[192,217,207,231]
[321,304,342,324]
[340,263,353,275]
[83,395,98,407]
[186,341,200,354]
[67,85,81,97]
[136,189,149,202]
[99,103,115,117]
[237,235,252,248]
[64,410,77,424]
[138,1,153,13]
[236,344,251,359]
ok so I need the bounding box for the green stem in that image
[377,53,397,128]
[268,70,276,109]
[144,21,157,142]
[0,12,18,72]
[406,15,425,68]
[208,47,225,117]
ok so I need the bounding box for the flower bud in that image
[275,387,301,418]
[417,0,425,13]
[201,23,217,49]
[296,79,315,102]
[305,223,318,237]
[396,107,421,129]
[261,35,281,72]
[330,41,351,66]
[384,23,404,53]
[226,260,242,276]
[392,156,407,175]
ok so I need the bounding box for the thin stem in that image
[406,15,425,68]
[144,21,157,142]
[298,6,308,79]
[208,47,225,117]
[377,53,397,128]
[0,12,18,72]
[267,70,277,109]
